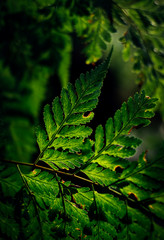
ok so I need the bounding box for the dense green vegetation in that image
[0,0,164,239]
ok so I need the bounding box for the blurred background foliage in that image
[0,0,164,165]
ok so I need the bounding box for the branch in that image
[1,159,97,184]
[1,159,125,199]
[2,159,163,227]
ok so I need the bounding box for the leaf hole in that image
[149,205,154,209]
[128,192,138,201]
[76,151,82,155]
[114,166,124,174]
[82,112,92,118]
[32,170,37,175]
[143,150,148,162]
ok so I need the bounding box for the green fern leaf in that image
[86,91,158,170]
[43,104,57,140]
[59,125,92,138]
[52,96,64,127]
[112,153,164,202]
[50,137,84,152]
[75,9,112,64]
[75,92,157,188]
[35,47,113,169]
[120,207,152,240]
[20,190,53,240]
[23,169,59,208]
[42,149,83,170]
[88,191,125,239]
[26,58,163,240]
[73,187,93,210]
[82,163,117,186]
[95,125,104,154]
[91,155,129,170]
[35,127,48,152]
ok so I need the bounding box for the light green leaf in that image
[82,163,117,185]
[43,104,57,139]
[61,88,72,117]
[105,118,114,145]
[95,125,104,154]
[59,125,92,138]
[114,109,122,134]
[42,150,83,170]
[36,127,48,151]
[52,97,64,127]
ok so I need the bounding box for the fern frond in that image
[75,8,112,64]
[3,100,163,239]
[81,91,157,175]
[35,47,113,168]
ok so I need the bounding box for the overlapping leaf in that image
[119,206,152,240]
[87,191,126,240]
[20,189,53,240]
[23,169,59,208]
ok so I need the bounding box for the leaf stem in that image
[2,159,98,184]
[1,159,127,201]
